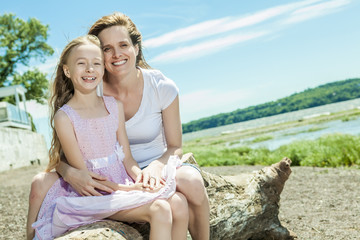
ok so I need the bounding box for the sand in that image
[1,163,359,239]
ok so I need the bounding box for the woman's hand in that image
[63,168,114,196]
[135,161,165,189]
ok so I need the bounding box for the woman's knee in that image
[176,167,207,206]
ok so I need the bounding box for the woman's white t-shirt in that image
[125,68,179,168]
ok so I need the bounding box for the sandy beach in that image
[1,163,359,239]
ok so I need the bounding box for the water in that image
[238,117,360,150]
[183,98,360,149]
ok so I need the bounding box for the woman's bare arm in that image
[139,95,182,188]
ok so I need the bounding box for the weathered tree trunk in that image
[56,153,295,240]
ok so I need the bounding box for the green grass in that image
[183,133,360,168]
[342,116,357,122]
[282,126,327,136]
[250,135,274,143]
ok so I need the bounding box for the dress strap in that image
[103,96,119,123]
[58,104,77,124]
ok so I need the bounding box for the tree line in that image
[182,78,360,133]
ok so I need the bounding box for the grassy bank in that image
[183,108,360,168]
[184,133,360,167]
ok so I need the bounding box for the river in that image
[183,98,360,150]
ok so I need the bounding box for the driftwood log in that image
[56,153,295,240]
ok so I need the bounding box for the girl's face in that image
[98,25,139,77]
[63,43,104,93]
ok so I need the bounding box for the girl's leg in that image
[26,172,59,240]
[168,192,189,240]
[176,166,210,240]
[109,199,172,240]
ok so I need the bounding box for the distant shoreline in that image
[183,98,360,142]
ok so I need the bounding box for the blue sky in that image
[2,0,360,146]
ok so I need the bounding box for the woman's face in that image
[98,25,139,77]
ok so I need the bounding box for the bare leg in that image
[176,166,210,240]
[109,199,172,240]
[168,193,189,240]
[26,172,59,240]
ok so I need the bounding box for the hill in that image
[182,78,360,133]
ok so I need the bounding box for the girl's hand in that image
[63,168,114,196]
[124,182,163,193]
[136,161,165,190]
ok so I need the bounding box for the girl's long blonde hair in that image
[46,35,101,172]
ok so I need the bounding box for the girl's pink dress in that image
[32,96,181,240]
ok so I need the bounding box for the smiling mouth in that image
[113,60,127,66]
[82,77,96,81]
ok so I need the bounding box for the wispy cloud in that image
[282,0,351,24]
[143,17,230,48]
[143,0,322,49]
[150,31,268,63]
[145,0,351,64]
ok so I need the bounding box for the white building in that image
[0,85,48,172]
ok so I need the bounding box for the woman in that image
[27,12,209,240]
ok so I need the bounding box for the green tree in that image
[12,68,49,103]
[0,13,54,103]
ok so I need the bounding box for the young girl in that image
[31,35,188,240]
